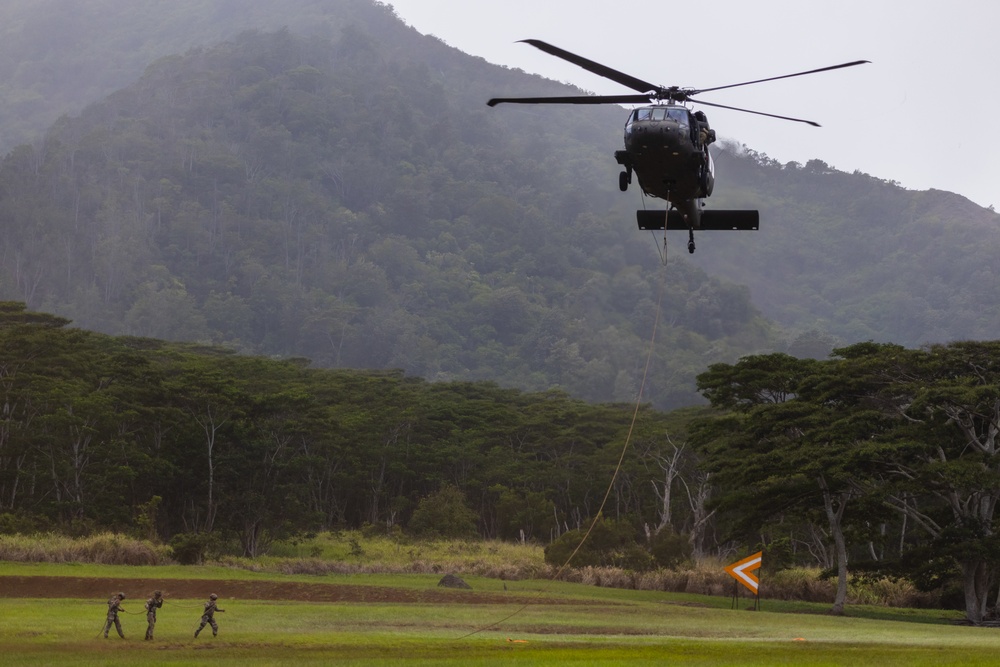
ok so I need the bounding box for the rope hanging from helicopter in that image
[459,238,668,640]
[477,37,868,641]
[636,185,670,267]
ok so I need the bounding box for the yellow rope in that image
[460,254,668,639]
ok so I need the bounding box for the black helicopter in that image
[488,40,869,253]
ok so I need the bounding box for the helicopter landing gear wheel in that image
[688,229,696,254]
[619,171,629,192]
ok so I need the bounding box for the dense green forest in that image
[0,302,695,557]
[2,0,1000,625]
[702,150,1000,346]
[696,343,1000,623]
[0,0,420,154]
[1,0,998,406]
[5,302,1000,623]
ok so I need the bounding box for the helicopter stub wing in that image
[637,210,760,231]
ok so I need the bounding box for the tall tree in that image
[848,341,1000,624]
[696,353,875,614]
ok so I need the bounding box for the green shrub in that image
[649,527,693,569]
[0,512,47,535]
[761,537,795,573]
[168,532,213,565]
[545,519,653,571]
[408,485,479,539]
[0,532,169,564]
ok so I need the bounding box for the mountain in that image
[1,0,998,408]
[695,149,1000,347]
[0,14,774,410]
[0,0,421,153]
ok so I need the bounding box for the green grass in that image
[0,531,939,608]
[0,596,995,666]
[0,559,964,620]
[269,532,543,563]
[0,563,995,665]
[236,531,547,580]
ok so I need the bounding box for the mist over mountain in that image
[699,149,1000,347]
[0,0,997,408]
[0,14,774,409]
[0,0,414,152]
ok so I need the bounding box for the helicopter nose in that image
[626,121,685,154]
[653,124,682,149]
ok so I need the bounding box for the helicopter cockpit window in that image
[665,108,689,126]
[639,107,689,125]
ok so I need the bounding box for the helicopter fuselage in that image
[615,104,714,206]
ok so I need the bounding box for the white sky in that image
[388,0,999,209]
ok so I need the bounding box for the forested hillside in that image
[703,148,1000,346]
[4,0,1000,622]
[696,343,1000,623]
[6,301,1000,621]
[0,302,689,558]
[0,22,772,409]
[2,0,1000,405]
[0,0,419,153]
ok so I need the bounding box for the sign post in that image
[724,551,762,610]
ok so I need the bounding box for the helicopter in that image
[488,40,869,253]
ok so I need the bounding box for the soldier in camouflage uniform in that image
[102,592,126,639]
[194,593,224,638]
[144,590,163,640]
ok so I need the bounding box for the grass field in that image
[1,562,998,666]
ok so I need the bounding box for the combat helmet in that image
[209,593,218,600]
[153,590,162,597]
[119,592,126,599]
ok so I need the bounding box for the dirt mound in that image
[0,575,561,605]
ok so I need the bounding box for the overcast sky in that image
[387,0,998,209]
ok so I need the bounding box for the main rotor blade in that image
[519,39,659,94]
[694,60,870,95]
[488,94,652,107]
[689,98,821,126]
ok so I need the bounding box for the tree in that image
[848,341,1000,624]
[696,353,876,614]
[164,352,247,533]
[221,384,319,557]
[543,518,652,570]
[0,305,75,514]
[408,484,478,539]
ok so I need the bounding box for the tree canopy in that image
[0,302,693,557]
[695,342,1000,623]
[0,0,997,407]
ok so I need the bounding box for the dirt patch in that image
[0,575,578,606]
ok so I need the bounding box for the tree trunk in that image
[818,475,849,615]
[651,443,684,534]
[684,473,714,561]
[961,558,993,625]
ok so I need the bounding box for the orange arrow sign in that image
[725,551,762,594]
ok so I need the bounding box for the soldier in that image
[144,590,163,640]
[102,592,126,639]
[194,593,225,638]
